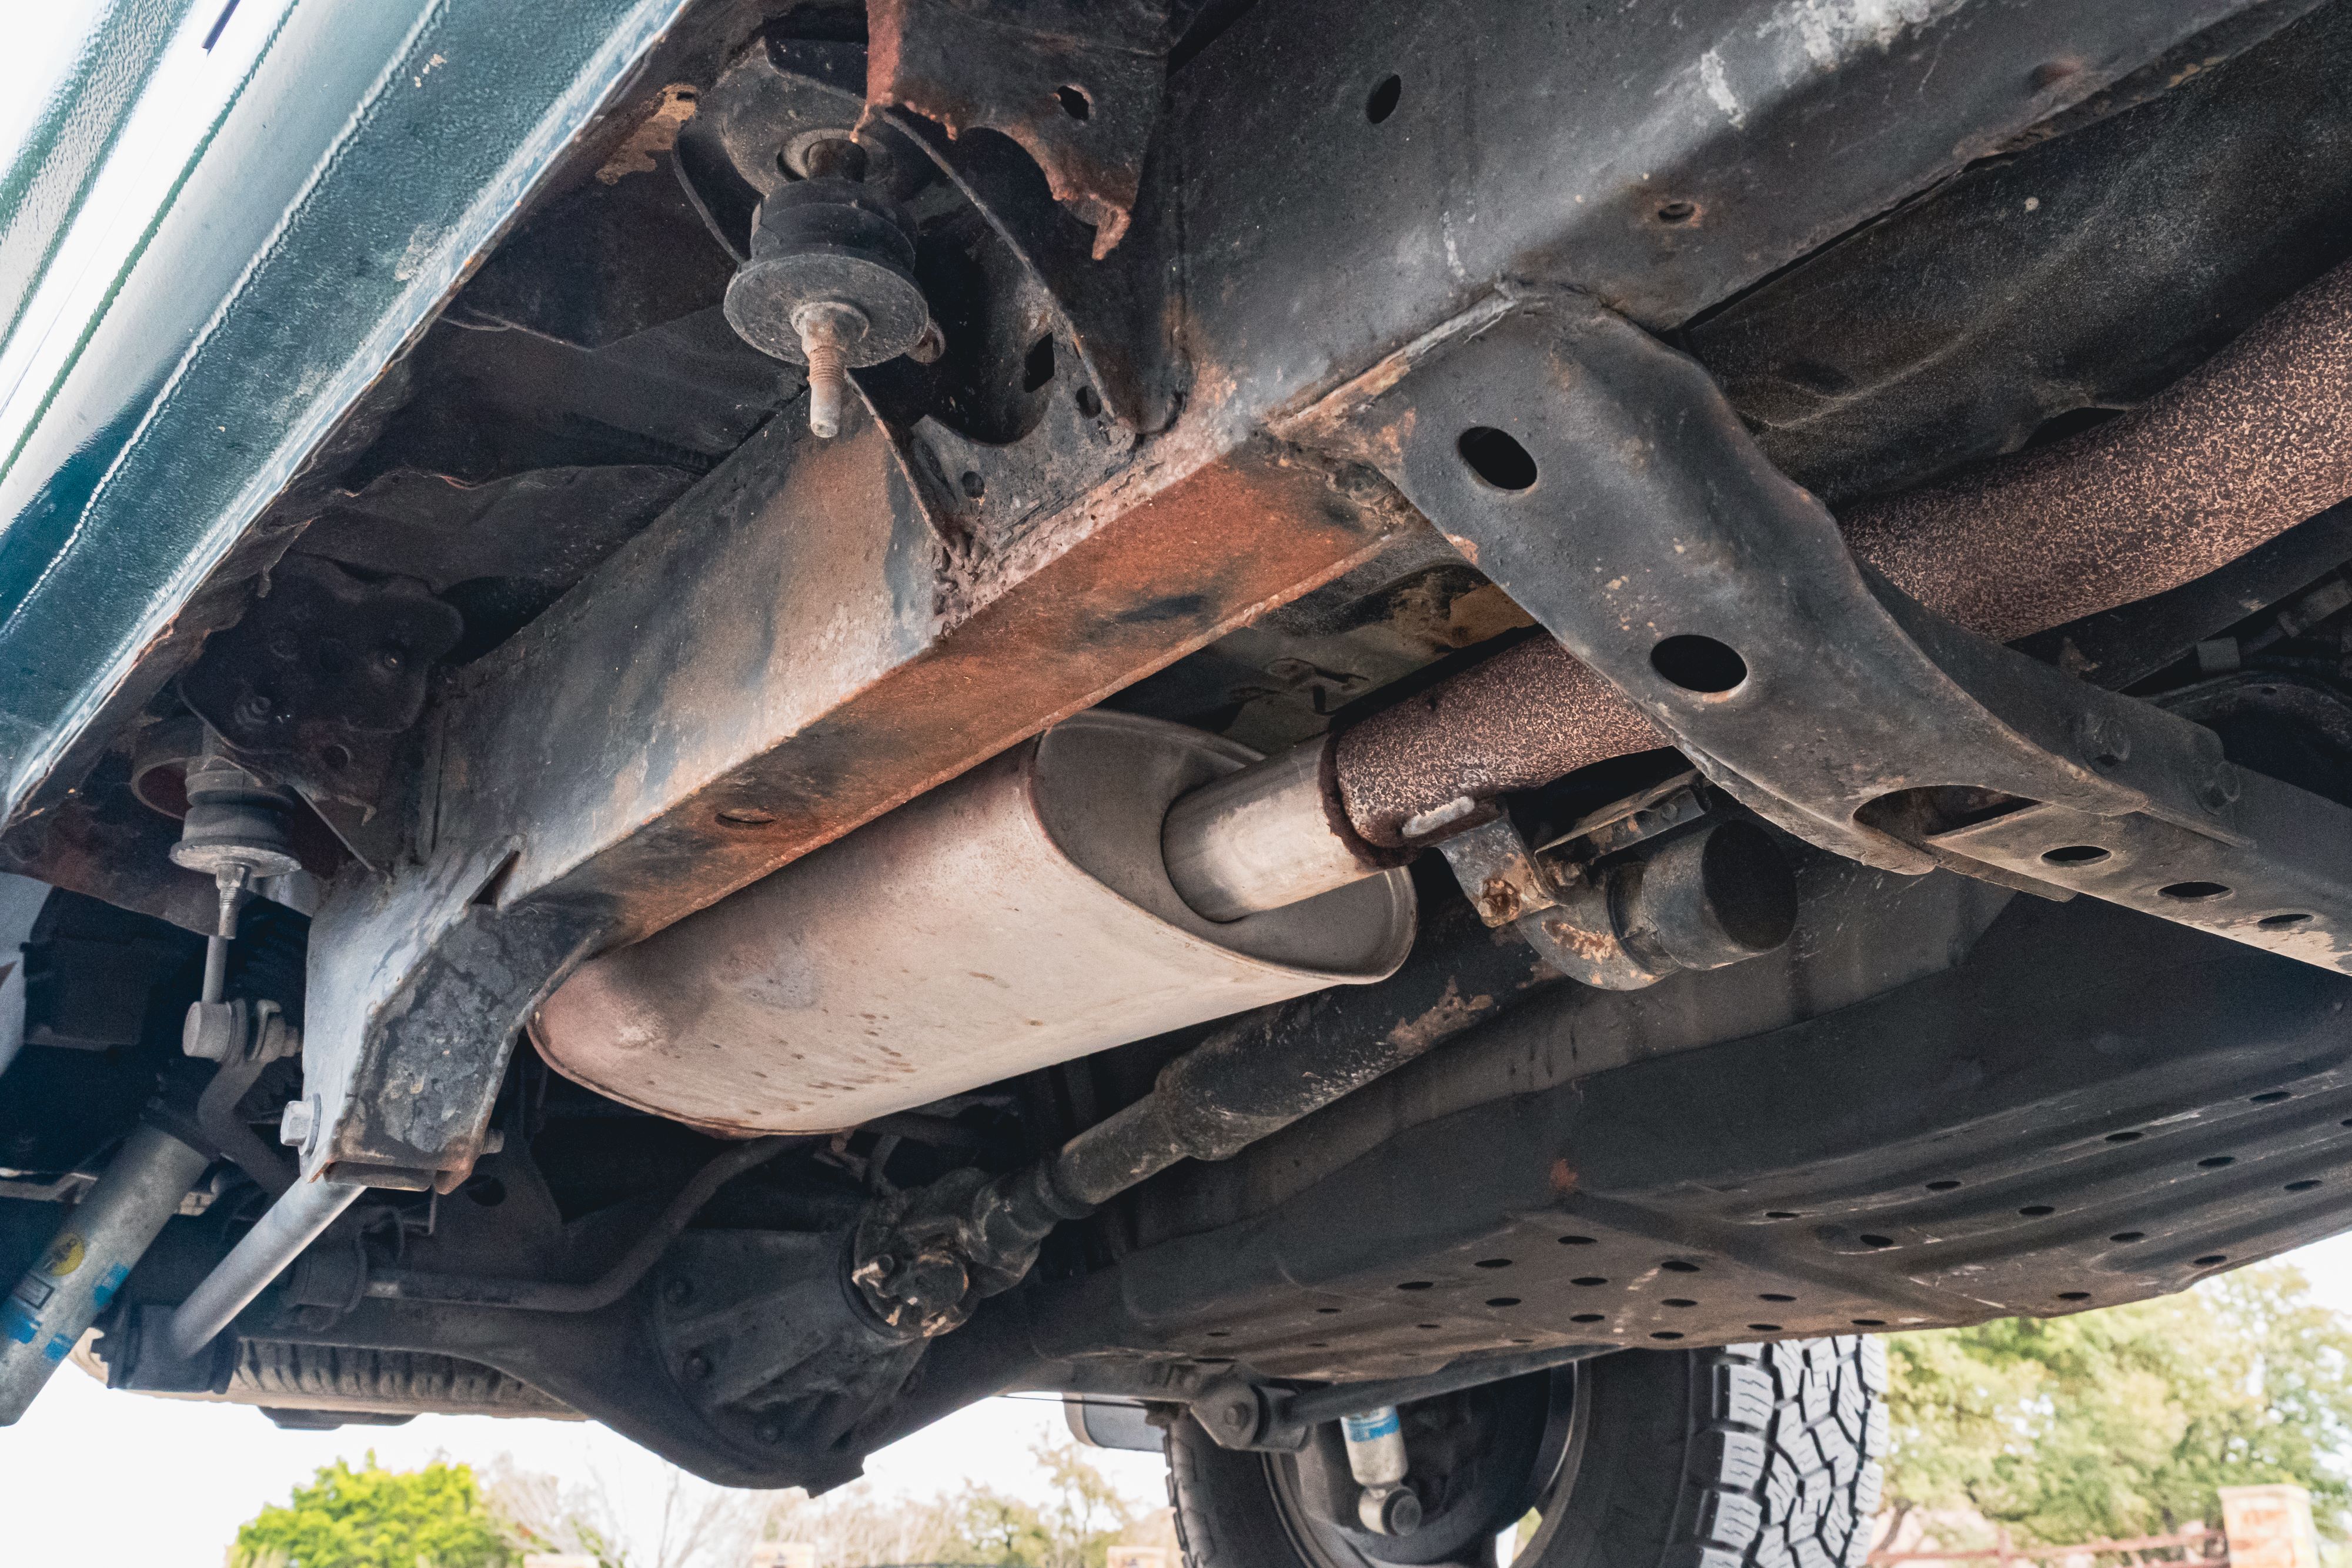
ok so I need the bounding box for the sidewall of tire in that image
[1167,1337,1887,1568]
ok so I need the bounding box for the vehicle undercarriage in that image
[4,1,2352,1563]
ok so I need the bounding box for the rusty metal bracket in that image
[1300,292,2352,972]
[866,0,1170,258]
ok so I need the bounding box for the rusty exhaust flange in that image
[1288,289,2352,972]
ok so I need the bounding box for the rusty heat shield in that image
[530,711,1415,1133]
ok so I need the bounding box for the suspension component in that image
[722,135,930,438]
[168,747,300,1003]
[1341,1406,1424,1536]
[0,1121,212,1423]
[165,1176,364,1359]
[848,919,1485,1338]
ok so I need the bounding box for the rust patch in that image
[866,0,1169,258]
[1549,1158,1577,1195]
[450,416,1408,951]
[1539,914,1618,964]
[596,83,699,185]
[1271,292,1517,452]
[1844,256,2352,643]
[1384,979,1496,1057]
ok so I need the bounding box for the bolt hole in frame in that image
[1023,334,1057,392]
[1364,71,1402,123]
[1650,634,1749,694]
[1369,302,2352,976]
[1456,424,1538,489]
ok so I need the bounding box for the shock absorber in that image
[0,1122,213,1422]
[1342,1405,1423,1536]
[0,742,306,1423]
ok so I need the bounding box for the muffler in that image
[533,712,1416,1133]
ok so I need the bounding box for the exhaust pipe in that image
[1176,256,2352,905]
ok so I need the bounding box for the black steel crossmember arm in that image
[1287,291,2352,973]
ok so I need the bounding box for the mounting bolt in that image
[793,302,868,440]
[1477,875,1523,925]
[2074,713,2132,770]
[278,1096,318,1150]
[722,133,928,442]
[2200,764,2243,815]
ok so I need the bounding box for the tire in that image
[1168,1337,1887,1568]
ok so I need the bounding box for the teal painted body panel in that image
[0,0,694,825]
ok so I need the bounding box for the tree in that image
[754,1437,1171,1568]
[1030,1440,1145,1568]
[233,1455,514,1568]
[485,1458,779,1568]
[761,1478,968,1566]
[1882,1263,2352,1546]
[479,1458,630,1568]
[948,1486,1056,1566]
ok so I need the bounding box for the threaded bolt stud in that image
[791,302,869,439]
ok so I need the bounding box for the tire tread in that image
[1167,1336,1886,1568]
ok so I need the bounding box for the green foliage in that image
[935,1439,1141,1568]
[950,1486,1057,1566]
[1882,1264,2352,1545]
[233,1454,516,1568]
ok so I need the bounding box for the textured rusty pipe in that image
[1326,257,2352,852]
